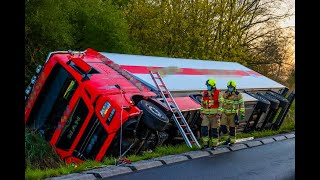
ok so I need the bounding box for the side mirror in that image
[31,75,37,84]
[67,57,92,74]
[67,57,92,82]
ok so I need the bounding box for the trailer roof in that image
[100,52,285,92]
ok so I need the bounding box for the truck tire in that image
[257,92,280,109]
[246,92,270,112]
[195,96,202,103]
[137,100,169,131]
[266,91,289,108]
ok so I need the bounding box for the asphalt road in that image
[103,138,295,180]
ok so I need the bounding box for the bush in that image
[25,128,63,170]
[25,0,135,87]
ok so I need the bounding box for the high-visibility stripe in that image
[224,99,243,105]
[224,109,238,114]
[201,108,220,114]
[225,100,233,104]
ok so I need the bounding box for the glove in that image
[240,114,245,120]
[200,114,204,119]
[234,114,239,125]
[215,114,221,119]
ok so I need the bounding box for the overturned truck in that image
[25,48,295,164]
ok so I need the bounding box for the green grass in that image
[25,128,64,170]
[26,100,295,180]
[25,145,196,180]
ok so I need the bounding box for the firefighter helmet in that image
[206,78,216,88]
[227,80,236,88]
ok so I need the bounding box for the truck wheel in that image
[246,92,270,112]
[266,91,289,107]
[257,92,280,109]
[137,100,169,131]
[195,96,202,103]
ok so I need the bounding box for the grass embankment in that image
[26,144,198,180]
[26,100,295,180]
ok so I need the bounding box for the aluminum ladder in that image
[149,71,201,148]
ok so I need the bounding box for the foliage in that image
[25,0,134,86]
[25,0,294,85]
[25,128,63,170]
[123,0,294,67]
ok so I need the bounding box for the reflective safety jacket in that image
[200,90,223,115]
[220,91,245,115]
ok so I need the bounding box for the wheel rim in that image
[146,104,165,119]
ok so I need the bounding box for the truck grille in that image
[74,114,108,160]
[56,98,88,150]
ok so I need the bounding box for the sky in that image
[279,0,295,28]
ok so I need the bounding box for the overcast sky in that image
[279,0,295,28]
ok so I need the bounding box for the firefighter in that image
[200,78,224,150]
[219,80,245,146]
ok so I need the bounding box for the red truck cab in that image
[25,48,171,163]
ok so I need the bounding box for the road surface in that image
[103,138,295,180]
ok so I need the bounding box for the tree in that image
[248,26,295,82]
[25,0,134,86]
[25,0,76,85]
[122,0,294,68]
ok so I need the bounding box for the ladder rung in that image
[149,70,200,149]
[173,112,180,116]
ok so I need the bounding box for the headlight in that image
[100,101,111,118]
[25,85,32,95]
[107,109,116,125]
[31,75,37,84]
[36,65,42,74]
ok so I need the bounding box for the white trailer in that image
[101,52,294,133]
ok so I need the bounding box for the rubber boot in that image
[200,126,210,150]
[229,127,236,146]
[223,138,230,145]
[210,128,219,150]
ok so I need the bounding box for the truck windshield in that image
[27,63,78,141]
[56,97,89,150]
